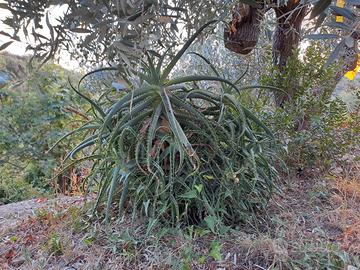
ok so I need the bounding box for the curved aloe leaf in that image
[51,154,102,181]
[146,104,163,172]
[161,20,218,81]
[189,52,221,77]
[119,172,130,216]
[47,122,100,153]
[160,90,199,168]
[77,66,119,88]
[105,165,121,222]
[69,78,105,118]
[165,75,240,95]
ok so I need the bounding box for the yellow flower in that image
[344,54,360,81]
[336,0,345,22]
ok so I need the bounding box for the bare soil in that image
[0,196,86,235]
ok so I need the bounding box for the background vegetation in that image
[0,53,83,203]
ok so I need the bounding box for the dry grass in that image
[1,162,360,269]
[327,162,360,255]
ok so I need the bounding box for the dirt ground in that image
[0,196,86,235]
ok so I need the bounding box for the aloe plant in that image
[53,21,278,227]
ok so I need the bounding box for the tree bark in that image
[272,1,307,68]
[224,0,307,105]
[224,3,264,55]
[272,1,307,106]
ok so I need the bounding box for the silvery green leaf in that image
[325,40,344,68]
[330,5,357,21]
[304,34,339,40]
[344,36,355,48]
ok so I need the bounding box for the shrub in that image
[259,42,360,172]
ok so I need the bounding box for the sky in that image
[0,1,80,69]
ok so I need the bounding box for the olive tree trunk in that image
[224,0,358,107]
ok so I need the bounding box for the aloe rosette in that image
[52,21,278,227]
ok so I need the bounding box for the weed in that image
[290,242,353,270]
[46,233,63,255]
[209,240,222,261]
[35,208,50,219]
[67,206,87,233]
[9,236,17,243]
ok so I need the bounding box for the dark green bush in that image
[259,42,360,171]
